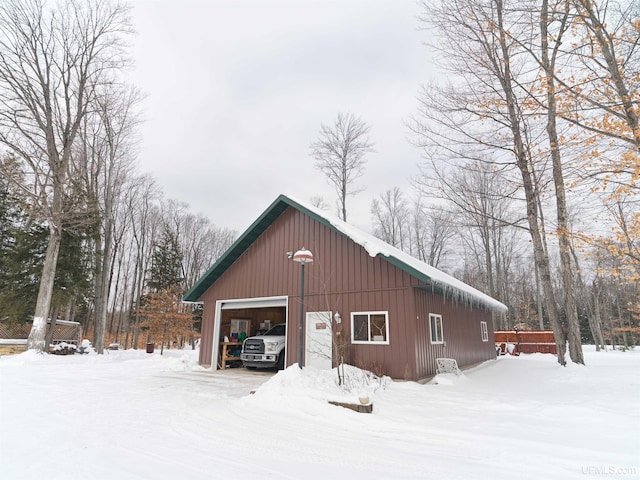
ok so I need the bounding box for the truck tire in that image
[276,350,285,371]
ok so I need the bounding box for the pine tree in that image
[0,173,15,257]
[147,228,184,292]
[0,222,46,324]
[0,169,92,324]
[0,173,44,323]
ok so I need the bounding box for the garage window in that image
[430,313,444,344]
[351,311,389,344]
[481,321,489,342]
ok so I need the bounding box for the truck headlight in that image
[265,342,277,352]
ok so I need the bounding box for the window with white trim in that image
[429,313,444,344]
[481,321,489,342]
[351,311,389,344]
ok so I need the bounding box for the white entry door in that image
[305,311,332,370]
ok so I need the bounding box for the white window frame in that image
[481,321,489,342]
[350,311,390,345]
[429,313,444,344]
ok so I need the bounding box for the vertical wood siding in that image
[197,206,496,379]
[413,288,496,379]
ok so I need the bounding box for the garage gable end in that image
[184,195,340,302]
[183,196,291,301]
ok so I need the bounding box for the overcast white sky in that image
[128,0,436,232]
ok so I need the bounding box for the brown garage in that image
[184,194,507,381]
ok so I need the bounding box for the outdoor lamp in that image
[292,247,313,368]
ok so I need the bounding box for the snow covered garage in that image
[183,194,507,381]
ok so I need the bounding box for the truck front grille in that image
[243,339,264,354]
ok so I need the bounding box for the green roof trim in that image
[183,195,289,301]
[183,194,358,302]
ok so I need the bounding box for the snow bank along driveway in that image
[0,347,638,480]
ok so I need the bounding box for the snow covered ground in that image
[0,346,638,480]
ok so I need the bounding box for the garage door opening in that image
[213,296,288,371]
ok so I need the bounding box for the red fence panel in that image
[495,330,557,355]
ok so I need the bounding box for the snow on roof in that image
[184,193,508,312]
[286,194,508,313]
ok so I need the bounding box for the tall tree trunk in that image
[483,225,495,299]
[94,236,105,353]
[615,290,628,348]
[535,264,544,330]
[591,286,606,351]
[571,239,605,351]
[27,226,62,352]
[115,279,128,345]
[132,327,139,348]
[44,307,60,353]
[132,226,149,350]
[94,211,114,354]
[1,0,132,353]
[341,167,347,222]
[108,247,123,337]
[540,0,584,364]
[496,0,566,364]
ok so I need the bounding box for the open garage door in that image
[221,297,287,310]
[213,296,288,371]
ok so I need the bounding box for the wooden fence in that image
[0,320,82,354]
[495,330,557,355]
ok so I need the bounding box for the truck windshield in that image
[264,324,285,336]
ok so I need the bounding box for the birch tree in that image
[0,0,132,352]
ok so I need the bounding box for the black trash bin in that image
[146,342,154,353]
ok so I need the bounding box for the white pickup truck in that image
[241,323,286,370]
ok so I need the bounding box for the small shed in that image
[184,194,507,381]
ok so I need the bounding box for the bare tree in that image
[370,187,411,250]
[416,160,522,300]
[411,200,455,269]
[537,0,584,363]
[309,196,329,211]
[160,200,236,290]
[0,0,132,352]
[78,84,141,353]
[124,174,161,348]
[310,113,374,221]
[415,0,568,364]
[570,240,606,350]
